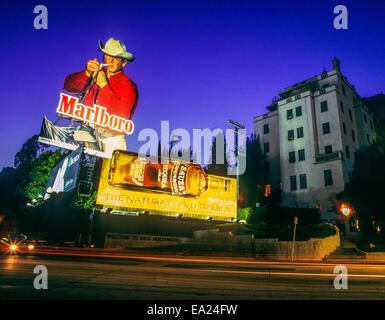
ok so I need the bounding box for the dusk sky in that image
[0,0,384,169]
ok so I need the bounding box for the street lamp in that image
[169,132,180,143]
[227,120,245,202]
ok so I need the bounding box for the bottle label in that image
[170,162,189,195]
[129,158,146,186]
[159,163,169,189]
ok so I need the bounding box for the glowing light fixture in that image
[339,202,354,217]
[264,185,271,197]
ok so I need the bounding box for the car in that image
[1,234,36,255]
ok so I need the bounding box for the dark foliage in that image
[238,134,266,207]
[337,144,385,239]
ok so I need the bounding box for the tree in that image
[206,131,229,176]
[0,134,63,213]
[374,118,385,153]
[0,167,22,213]
[0,208,18,233]
[0,135,51,216]
[337,144,385,238]
[15,149,63,201]
[238,134,265,207]
[14,135,45,169]
[206,132,266,206]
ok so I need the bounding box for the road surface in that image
[1,248,385,300]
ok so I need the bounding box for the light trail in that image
[2,245,385,269]
[196,269,385,279]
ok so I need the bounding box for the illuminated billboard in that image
[38,93,135,158]
[56,93,134,135]
[38,37,139,159]
[96,151,237,221]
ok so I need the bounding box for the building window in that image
[349,109,353,121]
[298,149,305,161]
[320,100,328,112]
[264,142,270,153]
[324,169,333,186]
[299,174,307,189]
[296,106,302,117]
[352,130,355,142]
[342,85,346,96]
[325,145,332,154]
[370,120,374,130]
[348,171,352,181]
[364,113,367,123]
[322,122,330,134]
[343,122,346,135]
[288,130,294,141]
[263,124,269,134]
[289,151,296,163]
[297,127,304,138]
[340,101,344,113]
[345,145,350,159]
[264,161,270,172]
[290,175,297,191]
[367,134,370,143]
[287,109,293,120]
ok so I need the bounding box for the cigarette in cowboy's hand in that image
[98,63,109,70]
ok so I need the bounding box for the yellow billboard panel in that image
[96,158,237,221]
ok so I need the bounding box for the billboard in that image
[96,152,237,221]
[38,92,135,159]
[38,38,139,159]
[44,147,83,199]
[56,93,134,135]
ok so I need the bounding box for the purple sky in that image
[0,0,385,169]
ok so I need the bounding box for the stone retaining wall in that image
[193,224,340,260]
[104,232,192,248]
[363,252,385,262]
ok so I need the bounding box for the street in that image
[1,248,385,300]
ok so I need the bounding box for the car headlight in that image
[28,245,34,250]
[9,244,18,251]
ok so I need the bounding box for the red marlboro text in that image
[56,93,134,135]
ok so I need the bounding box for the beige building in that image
[254,58,376,221]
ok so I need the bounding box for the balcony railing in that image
[315,151,344,163]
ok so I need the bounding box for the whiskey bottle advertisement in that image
[108,150,231,197]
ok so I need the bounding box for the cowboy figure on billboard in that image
[62,37,138,153]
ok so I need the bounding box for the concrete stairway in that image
[323,237,366,262]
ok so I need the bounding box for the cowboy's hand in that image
[86,59,100,77]
[96,70,108,88]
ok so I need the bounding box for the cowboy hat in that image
[99,37,135,62]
